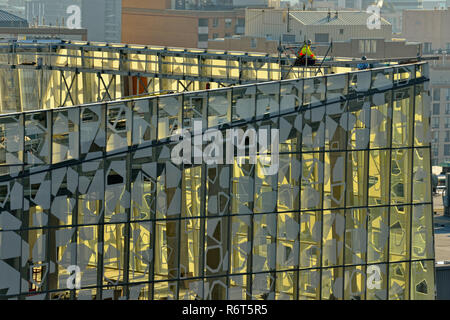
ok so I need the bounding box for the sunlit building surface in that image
[0,41,435,300]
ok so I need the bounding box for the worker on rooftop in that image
[295,40,317,66]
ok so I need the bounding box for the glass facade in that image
[0,62,435,300]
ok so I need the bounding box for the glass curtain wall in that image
[0,63,435,300]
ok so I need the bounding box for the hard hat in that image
[362,56,367,60]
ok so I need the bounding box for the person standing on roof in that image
[296,40,316,66]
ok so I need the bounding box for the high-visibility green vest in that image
[298,45,316,59]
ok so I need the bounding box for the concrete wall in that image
[245,9,287,40]
[122,0,171,10]
[403,8,450,50]
[245,8,392,43]
[208,36,421,59]
[301,22,392,43]
[122,11,198,47]
[121,6,244,48]
[209,36,279,53]
[0,27,87,41]
[232,0,270,6]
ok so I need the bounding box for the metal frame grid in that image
[0,40,366,113]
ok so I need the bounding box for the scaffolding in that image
[0,40,347,113]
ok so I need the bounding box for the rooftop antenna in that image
[287,3,290,33]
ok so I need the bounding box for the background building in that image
[0,0,26,18]
[402,7,450,53]
[122,0,245,48]
[429,56,450,165]
[0,8,27,27]
[25,0,121,43]
[233,0,280,7]
[422,0,450,9]
[0,26,87,40]
[285,0,421,34]
[382,0,423,33]
[245,9,392,44]
[209,36,421,58]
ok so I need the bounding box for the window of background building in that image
[433,143,439,153]
[434,88,441,101]
[225,18,232,29]
[445,144,450,156]
[433,131,440,143]
[446,103,450,114]
[424,42,432,53]
[213,33,219,39]
[371,40,377,53]
[235,18,245,34]
[315,33,329,43]
[225,33,231,38]
[445,131,450,143]
[213,18,219,28]
[433,145,439,159]
[433,103,440,115]
[445,117,450,128]
[251,38,257,48]
[365,40,371,53]
[359,39,376,54]
[446,89,450,101]
[339,29,344,35]
[282,34,296,43]
[199,18,208,27]
[433,117,440,128]
[198,34,208,42]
